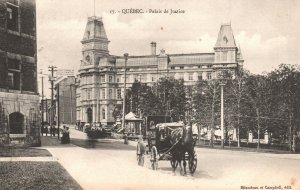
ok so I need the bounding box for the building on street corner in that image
[76,16,244,126]
[54,76,76,126]
[0,0,40,146]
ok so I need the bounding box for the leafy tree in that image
[244,74,272,150]
[192,79,220,147]
[268,64,300,151]
[226,69,250,147]
[153,77,187,121]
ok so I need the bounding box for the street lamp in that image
[122,53,128,130]
[219,71,227,149]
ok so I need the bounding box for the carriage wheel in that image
[188,150,197,174]
[170,160,178,169]
[150,146,158,170]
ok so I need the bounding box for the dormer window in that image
[223,36,228,44]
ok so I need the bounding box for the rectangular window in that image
[7,73,14,89]
[117,89,121,99]
[87,90,91,99]
[170,67,175,70]
[101,75,105,83]
[109,75,113,83]
[117,77,120,83]
[6,4,19,31]
[102,89,105,99]
[207,72,212,80]
[108,89,112,99]
[178,73,184,79]
[102,108,106,119]
[198,73,203,81]
[222,52,228,61]
[207,65,212,68]
[180,66,184,69]
[216,52,220,61]
[151,76,155,82]
[198,66,202,69]
[188,73,193,81]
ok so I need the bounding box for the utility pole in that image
[219,71,227,149]
[70,84,73,125]
[220,83,225,149]
[122,53,128,130]
[40,71,44,129]
[39,70,48,128]
[48,66,57,129]
[57,83,60,139]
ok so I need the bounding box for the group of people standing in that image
[41,125,57,137]
[61,125,70,144]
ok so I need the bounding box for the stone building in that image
[0,0,40,146]
[54,76,76,125]
[76,16,244,125]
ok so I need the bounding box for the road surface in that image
[44,128,300,190]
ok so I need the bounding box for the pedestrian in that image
[41,125,44,136]
[61,125,67,144]
[136,135,145,166]
[66,127,70,143]
[45,125,48,136]
[52,125,56,137]
[50,126,53,136]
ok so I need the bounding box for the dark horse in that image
[169,123,195,175]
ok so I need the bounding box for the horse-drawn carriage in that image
[145,122,197,175]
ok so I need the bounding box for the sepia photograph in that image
[0,0,300,189]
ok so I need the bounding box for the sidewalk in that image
[196,145,300,161]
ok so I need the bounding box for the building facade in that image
[76,16,244,125]
[56,69,75,78]
[0,0,40,146]
[54,76,76,125]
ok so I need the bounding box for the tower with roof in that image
[78,16,117,125]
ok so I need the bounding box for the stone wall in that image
[0,91,40,146]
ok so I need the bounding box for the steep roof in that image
[114,53,215,67]
[214,24,237,48]
[82,16,108,42]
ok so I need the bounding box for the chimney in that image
[150,42,156,56]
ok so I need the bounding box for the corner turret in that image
[214,23,238,63]
[81,16,110,67]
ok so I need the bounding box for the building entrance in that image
[87,108,93,123]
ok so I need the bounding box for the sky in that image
[36,0,300,98]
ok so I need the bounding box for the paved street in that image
[42,127,300,190]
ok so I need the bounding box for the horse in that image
[169,123,194,175]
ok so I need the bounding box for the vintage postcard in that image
[0,0,299,189]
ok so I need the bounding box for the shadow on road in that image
[157,166,214,179]
[70,138,136,151]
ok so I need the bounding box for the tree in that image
[153,77,187,121]
[244,74,271,150]
[125,81,160,117]
[226,69,250,147]
[192,79,220,147]
[268,64,300,152]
